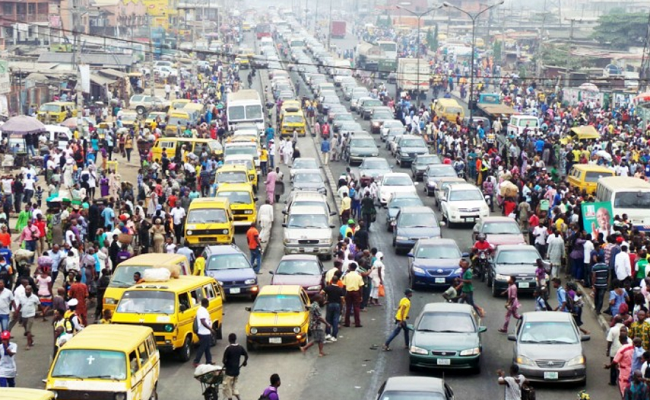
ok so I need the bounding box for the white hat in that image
[376,252,384,259]
[67,298,79,307]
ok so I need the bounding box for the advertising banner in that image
[581,201,614,237]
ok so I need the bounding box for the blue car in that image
[408,238,467,290]
[202,245,259,299]
[392,206,441,254]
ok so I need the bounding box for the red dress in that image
[69,282,89,324]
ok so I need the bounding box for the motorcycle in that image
[474,249,489,282]
[483,190,494,212]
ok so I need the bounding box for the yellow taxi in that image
[216,183,258,227]
[170,99,191,111]
[245,285,310,351]
[185,197,234,247]
[151,137,223,162]
[46,325,160,399]
[145,111,167,128]
[567,164,615,195]
[236,48,255,68]
[280,109,306,137]
[110,276,224,361]
[560,125,601,145]
[433,98,464,124]
[37,102,76,123]
[223,154,258,189]
[118,110,139,128]
[216,164,254,189]
[5,388,55,400]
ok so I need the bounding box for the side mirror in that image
[581,335,591,342]
[269,271,274,275]
[254,197,258,202]
[282,224,287,227]
[413,182,419,186]
[407,252,414,257]
[478,326,487,333]
[507,334,517,341]
[245,306,251,312]
[282,211,288,215]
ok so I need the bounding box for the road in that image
[13,30,616,400]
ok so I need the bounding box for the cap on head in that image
[68,298,79,307]
[404,288,413,296]
[348,219,355,225]
[0,330,9,340]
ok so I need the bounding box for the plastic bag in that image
[143,268,171,282]
[378,284,385,297]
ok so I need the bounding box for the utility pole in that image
[71,0,84,128]
[327,0,332,51]
[148,16,155,96]
[640,10,650,92]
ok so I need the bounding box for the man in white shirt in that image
[583,235,594,281]
[193,298,214,367]
[170,204,186,244]
[532,224,549,258]
[0,280,13,331]
[615,245,632,281]
[258,199,274,247]
[16,285,40,348]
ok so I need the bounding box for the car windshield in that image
[351,139,376,148]
[217,191,252,204]
[389,197,423,208]
[427,166,456,177]
[399,212,437,228]
[384,176,412,186]
[417,155,441,165]
[362,159,390,170]
[225,159,253,170]
[364,100,382,107]
[379,392,445,400]
[496,250,540,264]
[293,159,318,169]
[294,173,323,184]
[482,221,521,235]
[40,104,62,112]
[52,349,127,380]
[217,171,248,184]
[449,189,483,202]
[187,208,228,223]
[417,312,476,333]
[373,111,393,119]
[225,146,257,157]
[519,321,579,344]
[416,244,461,259]
[336,114,354,121]
[109,265,157,288]
[276,260,321,275]
[116,290,175,314]
[253,295,303,312]
[401,138,426,147]
[207,253,250,270]
[287,214,329,229]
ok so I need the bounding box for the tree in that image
[427,25,439,52]
[592,12,649,49]
[493,40,502,63]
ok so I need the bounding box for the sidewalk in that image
[577,282,611,334]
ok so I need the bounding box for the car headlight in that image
[567,355,585,366]
[222,229,229,235]
[104,298,117,305]
[350,152,360,156]
[186,230,193,236]
[293,327,301,334]
[453,267,463,275]
[244,210,253,214]
[250,327,258,334]
[396,236,408,241]
[460,347,480,356]
[412,266,425,274]
[516,355,535,366]
[372,121,380,127]
[371,153,379,157]
[495,273,510,281]
[409,345,428,355]
[164,324,174,332]
[115,394,127,400]
[284,238,298,245]
[244,279,256,285]
[307,285,322,291]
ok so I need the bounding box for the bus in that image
[226,89,264,131]
[256,23,271,39]
[595,176,650,232]
[376,40,398,76]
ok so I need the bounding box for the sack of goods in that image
[143,268,171,282]
[161,263,181,278]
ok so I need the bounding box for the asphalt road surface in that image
[13,30,617,400]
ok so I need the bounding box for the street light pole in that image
[396,4,442,107]
[442,1,504,122]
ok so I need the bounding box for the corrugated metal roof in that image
[37,53,136,66]
[90,74,117,86]
[99,69,127,78]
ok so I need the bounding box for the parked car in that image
[375,376,455,400]
[509,312,588,384]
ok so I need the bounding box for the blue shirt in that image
[556,286,568,312]
[321,140,331,153]
[101,207,115,229]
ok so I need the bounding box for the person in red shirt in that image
[167,191,178,209]
[528,213,540,244]
[34,214,47,258]
[247,222,261,274]
[0,225,10,248]
[503,197,517,218]
[472,234,494,255]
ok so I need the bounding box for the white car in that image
[440,183,490,227]
[154,66,178,78]
[379,173,418,206]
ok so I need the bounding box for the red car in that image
[270,255,325,298]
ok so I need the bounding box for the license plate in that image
[269,337,282,344]
[544,372,558,380]
[303,248,314,253]
[230,288,241,294]
[435,278,446,284]
[465,217,475,222]
[518,282,530,289]
[437,358,451,365]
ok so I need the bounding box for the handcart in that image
[193,364,224,400]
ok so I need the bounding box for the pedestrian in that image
[342,262,364,327]
[323,275,344,342]
[499,276,522,333]
[360,192,376,230]
[300,294,330,357]
[222,333,248,400]
[260,373,281,400]
[265,168,277,205]
[551,277,568,312]
[246,222,261,274]
[193,298,214,367]
[0,330,17,387]
[605,332,634,396]
[457,259,485,317]
[68,274,89,325]
[496,365,527,400]
[591,253,609,314]
[0,281,11,331]
[321,137,331,165]
[16,285,40,349]
[625,370,650,399]
[258,199,274,248]
[607,320,629,387]
[383,289,413,351]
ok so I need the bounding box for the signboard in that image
[581,201,614,238]
[79,64,90,93]
[0,60,10,95]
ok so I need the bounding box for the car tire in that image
[136,106,146,116]
[473,359,482,375]
[177,335,192,362]
[149,387,158,400]
[491,281,499,297]
[246,340,257,352]
[408,274,417,290]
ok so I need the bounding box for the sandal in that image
[383,345,391,351]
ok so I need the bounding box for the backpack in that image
[521,383,536,400]
[192,314,200,334]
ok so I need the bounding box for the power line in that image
[1,15,648,85]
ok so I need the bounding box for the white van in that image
[45,125,72,149]
[506,115,540,136]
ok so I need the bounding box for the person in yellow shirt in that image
[383,289,413,351]
[260,148,268,176]
[340,192,351,223]
[193,255,206,276]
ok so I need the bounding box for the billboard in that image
[0,60,10,95]
[581,201,614,238]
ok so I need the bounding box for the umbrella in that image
[0,115,46,135]
[61,117,87,129]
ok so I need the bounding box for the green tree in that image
[427,25,439,52]
[493,40,502,63]
[592,12,649,49]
